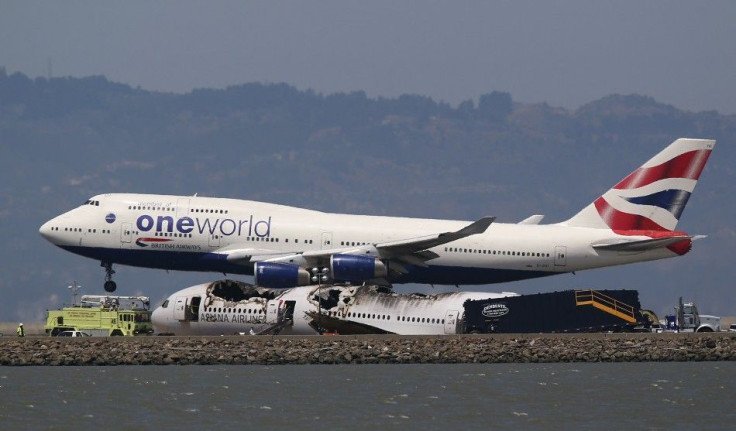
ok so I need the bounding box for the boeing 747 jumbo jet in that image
[40,138,715,292]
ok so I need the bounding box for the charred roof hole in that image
[312,288,343,310]
[209,279,277,301]
[375,286,392,294]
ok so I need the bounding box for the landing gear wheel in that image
[104,280,117,293]
[101,261,117,292]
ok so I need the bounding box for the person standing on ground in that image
[16,323,24,337]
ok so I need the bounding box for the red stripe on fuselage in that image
[138,237,173,243]
[614,149,711,190]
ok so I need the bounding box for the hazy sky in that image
[1,1,735,114]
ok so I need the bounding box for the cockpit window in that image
[83,199,100,206]
[161,300,169,308]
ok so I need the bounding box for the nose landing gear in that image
[101,261,117,292]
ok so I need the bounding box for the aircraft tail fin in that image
[563,138,715,231]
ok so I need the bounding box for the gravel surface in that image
[2,333,735,366]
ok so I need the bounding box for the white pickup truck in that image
[56,330,91,337]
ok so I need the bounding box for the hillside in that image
[1,68,734,322]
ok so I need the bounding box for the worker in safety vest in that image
[16,323,25,337]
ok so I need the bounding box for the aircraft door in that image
[77,225,88,247]
[266,301,279,324]
[554,246,567,267]
[173,296,187,321]
[321,232,333,249]
[188,296,201,322]
[444,310,459,334]
[121,222,133,244]
[208,233,221,247]
[283,300,296,324]
[176,199,190,218]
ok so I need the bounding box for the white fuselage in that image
[151,281,518,336]
[39,193,680,286]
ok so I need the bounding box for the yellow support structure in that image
[575,289,637,323]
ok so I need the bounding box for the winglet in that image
[377,216,495,257]
[451,216,495,237]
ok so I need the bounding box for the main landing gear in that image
[101,261,117,292]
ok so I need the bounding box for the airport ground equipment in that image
[462,289,649,334]
[664,297,720,332]
[45,295,153,336]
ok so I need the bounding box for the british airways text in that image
[136,214,272,238]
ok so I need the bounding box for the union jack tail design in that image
[564,138,715,232]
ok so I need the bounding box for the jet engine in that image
[254,262,310,289]
[330,254,387,282]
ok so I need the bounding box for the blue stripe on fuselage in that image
[391,264,553,284]
[60,245,251,274]
[59,246,556,285]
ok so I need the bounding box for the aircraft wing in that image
[374,216,495,258]
[213,216,495,269]
[592,235,691,252]
[298,216,494,264]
